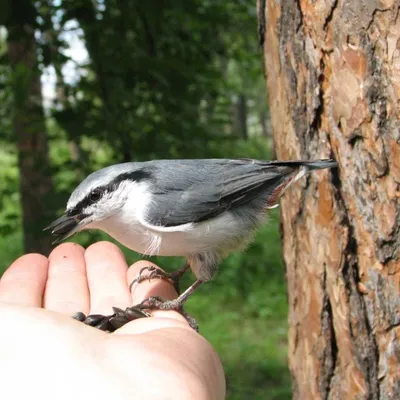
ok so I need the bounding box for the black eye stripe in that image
[68,186,108,215]
[68,169,152,216]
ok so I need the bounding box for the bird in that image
[45,158,338,331]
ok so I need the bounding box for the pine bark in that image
[258,0,400,399]
[5,0,55,254]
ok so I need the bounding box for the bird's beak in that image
[44,213,84,244]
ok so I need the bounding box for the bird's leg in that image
[129,263,190,294]
[71,307,151,333]
[168,263,191,293]
[133,279,204,331]
[72,265,198,332]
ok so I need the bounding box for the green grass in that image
[0,211,291,399]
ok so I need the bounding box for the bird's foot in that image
[130,278,203,331]
[73,267,199,332]
[135,296,199,332]
[72,307,150,333]
[129,264,190,294]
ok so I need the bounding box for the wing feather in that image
[144,159,298,228]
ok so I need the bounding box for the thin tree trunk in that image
[6,0,55,254]
[235,93,248,139]
[259,108,269,138]
[259,0,400,398]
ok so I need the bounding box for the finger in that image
[127,261,178,304]
[85,241,131,315]
[0,254,48,306]
[114,311,194,336]
[44,243,89,315]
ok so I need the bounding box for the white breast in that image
[96,209,251,257]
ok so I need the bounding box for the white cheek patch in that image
[80,180,146,225]
[83,191,114,219]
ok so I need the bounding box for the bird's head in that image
[45,163,151,243]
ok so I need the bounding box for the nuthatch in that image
[46,158,337,331]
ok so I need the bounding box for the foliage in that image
[0,147,20,235]
[0,31,13,141]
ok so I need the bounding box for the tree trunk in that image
[235,93,248,139]
[259,0,400,399]
[5,0,55,254]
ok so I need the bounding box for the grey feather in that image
[143,158,336,227]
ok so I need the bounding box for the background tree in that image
[259,0,400,398]
[1,0,55,254]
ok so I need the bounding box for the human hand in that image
[0,241,225,400]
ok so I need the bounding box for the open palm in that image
[0,242,225,400]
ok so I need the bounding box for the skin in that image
[0,241,225,400]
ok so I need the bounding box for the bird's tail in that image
[264,158,338,185]
[265,158,338,171]
[300,159,338,171]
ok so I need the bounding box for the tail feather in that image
[301,159,338,171]
[263,158,337,171]
[263,158,337,207]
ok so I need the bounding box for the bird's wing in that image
[143,159,299,229]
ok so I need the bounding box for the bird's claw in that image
[135,296,199,332]
[128,266,174,292]
[129,265,185,293]
[137,296,176,310]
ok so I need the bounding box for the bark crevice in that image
[294,0,304,33]
[341,221,380,400]
[323,0,339,32]
[320,268,338,400]
[257,0,266,47]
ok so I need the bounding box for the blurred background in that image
[0,1,290,398]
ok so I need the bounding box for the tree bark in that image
[259,0,400,399]
[5,0,55,254]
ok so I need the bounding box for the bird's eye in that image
[90,189,102,202]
